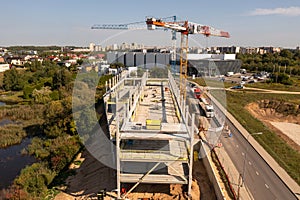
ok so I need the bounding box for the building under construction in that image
[103,69,197,198]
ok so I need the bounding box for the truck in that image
[225,71,234,77]
[199,97,215,118]
[193,87,202,99]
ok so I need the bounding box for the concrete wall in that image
[135,52,145,67]
[126,52,135,67]
[156,53,170,66]
[199,141,226,200]
[145,53,155,66]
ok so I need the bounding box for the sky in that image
[1,0,300,48]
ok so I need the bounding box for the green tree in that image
[29,59,43,72]
[52,69,73,90]
[271,73,293,85]
[3,68,24,91]
[280,49,293,59]
[77,59,83,65]
[110,62,124,69]
[32,86,52,104]
[23,85,34,99]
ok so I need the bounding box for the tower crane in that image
[146,17,229,100]
[92,16,229,100]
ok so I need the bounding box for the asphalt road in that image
[213,106,297,199]
[187,84,297,199]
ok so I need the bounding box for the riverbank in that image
[0,91,28,105]
[0,104,45,148]
[0,138,36,189]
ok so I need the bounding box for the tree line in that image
[0,60,114,199]
[237,49,300,75]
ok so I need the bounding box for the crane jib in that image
[145,17,229,38]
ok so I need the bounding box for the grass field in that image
[246,82,300,92]
[189,77,235,88]
[211,89,300,185]
[0,91,26,103]
[243,76,300,92]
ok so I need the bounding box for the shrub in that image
[23,85,34,99]
[14,162,56,199]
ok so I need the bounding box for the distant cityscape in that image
[89,42,300,54]
[0,43,299,75]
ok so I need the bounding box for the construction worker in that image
[121,187,127,195]
[228,130,232,137]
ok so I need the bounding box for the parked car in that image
[231,85,244,89]
[248,80,257,84]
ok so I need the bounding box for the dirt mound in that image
[247,101,300,124]
[246,100,300,152]
[258,99,300,119]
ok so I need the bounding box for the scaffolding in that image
[103,70,196,199]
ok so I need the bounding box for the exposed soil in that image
[54,150,116,200]
[54,150,217,200]
[192,159,216,200]
[246,101,300,152]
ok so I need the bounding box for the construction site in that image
[53,15,300,200]
[103,68,200,198]
[89,16,229,199]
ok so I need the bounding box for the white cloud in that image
[249,6,300,16]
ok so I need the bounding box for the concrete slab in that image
[120,174,188,184]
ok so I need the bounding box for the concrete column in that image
[182,98,186,120]
[188,114,195,197]
[127,100,130,120]
[115,92,121,199]
[109,79,111,90]
[105,81,108,92]
[185,105,189,124]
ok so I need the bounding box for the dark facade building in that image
[107,52,241,77]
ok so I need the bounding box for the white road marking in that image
[265,184,269,189]
[249,161,252,165]
[256,171,259,175]
[242,152,245,156]
[236,145,239,148]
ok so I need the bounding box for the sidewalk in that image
[214,145,253,200]
[199,130,253,199]
[207,91,300,199]
[199,132,231,200]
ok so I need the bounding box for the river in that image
[0,138,35,189]
[0,102,36,189]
